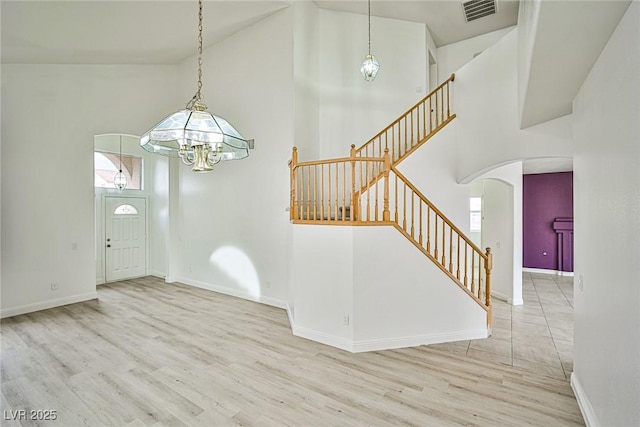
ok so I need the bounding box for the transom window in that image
[95,152,143,190]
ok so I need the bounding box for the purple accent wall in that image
[523,172,574,271]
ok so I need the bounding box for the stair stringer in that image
[290,224,489,353]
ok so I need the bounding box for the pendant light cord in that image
[368,0,371,55]
[187,0,204,108]
[119,135,123,173]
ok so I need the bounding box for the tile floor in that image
[431,271,575,379]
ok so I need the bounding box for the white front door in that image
[105,197,146,282]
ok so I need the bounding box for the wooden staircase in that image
[289,74,492,326]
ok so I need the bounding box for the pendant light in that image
[361,0,380,82]
[140,0,253,173]
[114,135,127,191]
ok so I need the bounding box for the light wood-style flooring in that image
[1,275,584,426]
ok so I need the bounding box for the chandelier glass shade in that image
[140,0,251,173]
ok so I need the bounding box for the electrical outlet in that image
[578,275,584,291]
[265,281,271,289]
[188,266,193,273]
[51,282,59,291]
[71,242,78,250]
[343,315,350,326]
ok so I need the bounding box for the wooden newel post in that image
[290,147,298,221]
[350,144,358,221]
[383,148,391,222]
[484,247,492,307]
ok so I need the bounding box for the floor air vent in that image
[462,0,497,22]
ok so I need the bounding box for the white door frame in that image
[102,195,149,282]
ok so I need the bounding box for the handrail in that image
[355,73,456,164]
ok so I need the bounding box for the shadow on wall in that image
[210,246,261,298]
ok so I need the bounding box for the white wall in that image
[293,0,320,162]
[437,26,515,83]
[353,226,487,351]
[292,225,354,347]
[94,134,169,284]
[318,9,427,159]
[171,9,294,307]
[516,0,541,125]
[452,29,573,183]
[291,224,488,352]
[475,162,523,305]
[1,64,177,317]
[572,2,640,425]
[398,122,470,234]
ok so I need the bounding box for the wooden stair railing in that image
[289,147,391,224]
[389,165,493,321]
[288,73,492,322]
[355,73,456,166]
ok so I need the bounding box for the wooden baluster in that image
[394,173,399,223]
[426,206,431,252]
[449,227,453,273]
[342,162,346,221]
[290,147,298,221]
[434,212,439,260]
[366,160,371,221]
[383,149,390,222]
[429,96,433,133]
[404,116,408,155]
[312,164,317,220]
[350,145,356,221]
[321,164,325,220]
[485,248,493,307]
[418,201,423,245]
[435,90,439,128]
[441,86,445,124]
[464,242,468,287]
[471,252,476,295]
[441,219,446,266]
[410,110,415,149]
[422,101,426,139]
[334,162,339,221]
[402,182,407,231]
[478,251,483,299]
[305,167,310,220]
[374,161,379,221]
[446,80,451,119]
[410,192,415,238]
[456,235,461,280]
[327,163,332,221]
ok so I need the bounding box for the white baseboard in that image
[0,292,98,319]
[523,267,574,277]
[291,324,354,353]
[174,276,287,310]
[149,270,166,279]
[571,372,599,427]
[491,290,524,306]
[351,329,488,353]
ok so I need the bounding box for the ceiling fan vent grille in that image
[462,0,497,22]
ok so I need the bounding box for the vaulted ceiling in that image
[1,0,518,65]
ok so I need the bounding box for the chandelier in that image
[140,0,253,172]
[361,0,380,82]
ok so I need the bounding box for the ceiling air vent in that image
[462,0,497,22]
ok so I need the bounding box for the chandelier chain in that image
[119,135,123,172]
[188,0,204,108]
[368,0,371,55]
